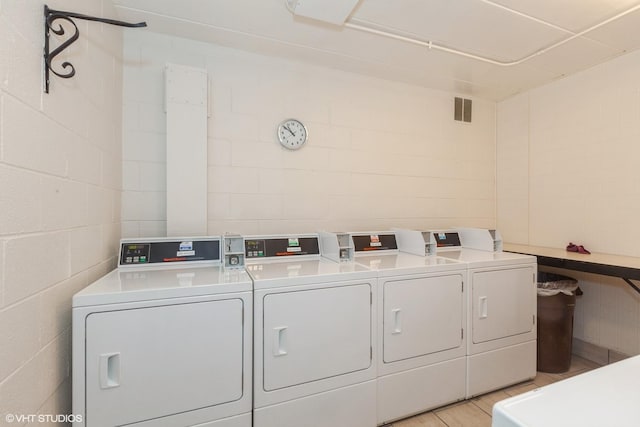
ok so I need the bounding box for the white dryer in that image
[347,231,468,425]
[433,229,537,398]
[245,234,378,427]
[72,237,253,427]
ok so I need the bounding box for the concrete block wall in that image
[0,0,122,422]
[497,49,640,356]
[122,31,497,237]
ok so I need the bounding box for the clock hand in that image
[284,125,296,137]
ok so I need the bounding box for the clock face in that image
[278,119,308,150]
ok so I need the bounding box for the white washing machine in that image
[433,228,537,398]
[346,230,468,424]
[492,356,640,427]
[245,234,378,427]
[72,237,253,427]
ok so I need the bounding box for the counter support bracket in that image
[622,278,640,295]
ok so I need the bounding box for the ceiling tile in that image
[586,8,640,52]
[352,0,571,61]
[489,0,640,32]
[113,0,640,100]
[523,36,622,76]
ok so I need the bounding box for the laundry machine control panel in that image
[434,232,462,248]
[119,238,221,266]
[352,233,398,252]
[245,236,320,258]
[120,243,151,264]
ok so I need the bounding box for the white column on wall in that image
[164,64,208,236]
[496,92,529,245]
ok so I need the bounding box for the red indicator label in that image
[163,257,187,262]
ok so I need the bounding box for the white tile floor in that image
[390,356,601,427]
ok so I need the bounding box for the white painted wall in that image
[122,31,497,237]
[497,49,640,356]
[0,0,122,418]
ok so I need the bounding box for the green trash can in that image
[537,272,580,373]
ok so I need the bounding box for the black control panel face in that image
[120,244,151,265]
[244,237,320,259]
[119,240,220,265]
[434,232,461,248]
[352,234,398,252]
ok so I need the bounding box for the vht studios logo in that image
[5,414,83,423]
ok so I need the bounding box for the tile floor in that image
[390,356,601,427]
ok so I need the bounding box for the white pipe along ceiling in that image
[113,0,640,100]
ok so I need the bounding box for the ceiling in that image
[112,0,640,100]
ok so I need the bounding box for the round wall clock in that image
[277,118,308,150]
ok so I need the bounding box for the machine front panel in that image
[262,283,372,391]
[471,266,536,344]
[85,298,244,426]
[383,274,464,363]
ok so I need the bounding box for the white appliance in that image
[346,230,468,424]
[72,237,253,427]
[245,234,378,427]
[492,356,640,427]
[433,229,537,398]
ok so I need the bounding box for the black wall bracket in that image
[43,5,147,93]
[622,278,640,295]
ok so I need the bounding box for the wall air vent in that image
[454,97,472,123]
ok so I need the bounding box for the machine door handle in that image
[392,308,402,334]
[99,352,121,389]
[273,326,288,356]
[479,296,488,319]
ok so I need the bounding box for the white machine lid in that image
[243,234,376,288]
[493,355,640,427]
[438,248,535,267]
[246,258,375,289]
[355,252,466,277]
[73,265,253,307]
[349,231,466,276]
